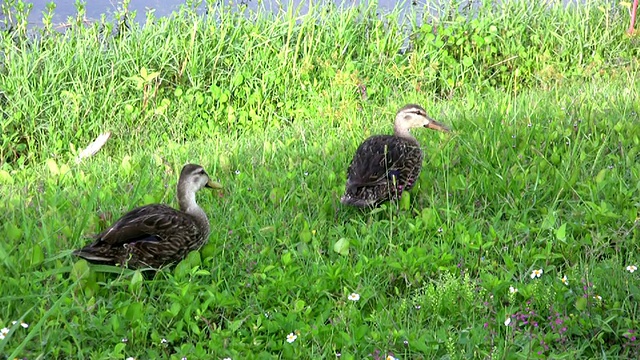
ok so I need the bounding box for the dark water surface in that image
[18,0,428,28]
[9,0,592,30]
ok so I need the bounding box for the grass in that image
[1,0,640,358]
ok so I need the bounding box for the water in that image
[16,0,431,29]
[22,0,199,27]
[2,0,607,32]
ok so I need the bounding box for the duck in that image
[73,163,222,269]
[341,104,450,208]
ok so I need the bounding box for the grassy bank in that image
[1,0,640,359]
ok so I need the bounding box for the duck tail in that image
[72,247,116,264]
[340,194,376,207]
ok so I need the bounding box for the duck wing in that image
[93,205,185,246]
[346,135,422,189]
[342,135,423,207]
[73,204,201,265]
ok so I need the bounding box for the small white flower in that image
[0,327,9,335]
[415,305,421,310]
[304,171,309,176]
[223,358,232,360]
[386,356,398,360]
[509,286,518,294]
[286,332,297,343]
[0,333,4,340]
[126,357,135,360]
[561,275,569,286]
[161,338,167,344]
[347,293,360,301]
[11,321,17,325]
[594,295,602,301]
[504,317,511,326]
[627,265,637,273]
[530,269,543,279]
[121,337,128,343]
[234,170,240,175]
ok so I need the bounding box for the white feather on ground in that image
[75,132,111,164]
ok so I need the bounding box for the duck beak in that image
[426,119,451,133]
[206,180,223,190]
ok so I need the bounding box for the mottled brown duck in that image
[341,104,450,208]
[73,164,222,269]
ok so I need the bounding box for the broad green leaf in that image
[0,170,13,184]
[129,270,144,293]
[229,318,244,332]
[125,302,143,322]
[555,223,567,241]
[121,155,132,174]
[70,259,90,282]
[30,245,45,266]
[6,224,22,241]
[113,343,126,355]
[46,158,59,176]
[294,299,306,312]
[333,238,350,256]
[59,163,70,176]
[400,192,411,210]
[170,302,181,316]
[354,325,369,341]
[281,252,292,266]
[146,71,160,82]
[200,243,216,259]
[299,230,311,243]
[269,188,285,204]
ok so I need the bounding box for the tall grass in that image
[1,0,640,358]
[1,0,638,164]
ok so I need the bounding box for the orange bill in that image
[426,120,451,133]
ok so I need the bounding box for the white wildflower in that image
[530,269,543,279]
[286,332,297,343]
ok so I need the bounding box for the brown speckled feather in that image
[343,135,422,207]
[72,164,222,269]
[341,104,450,208]
[74,205,206,268]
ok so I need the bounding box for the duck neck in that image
[178,186,210,236]
[394,125,416,142]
